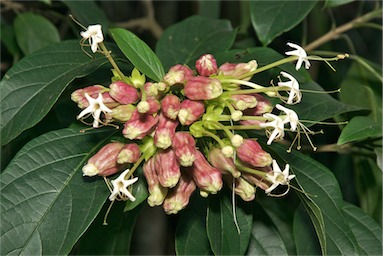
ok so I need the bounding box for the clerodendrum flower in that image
[265,160,295,195]
[278,71,302,104]
[80,24,104,53]
[109,169,139,201]
[285,42,311,70]
[259,113,285,145]
[275,104,299,131]
[77,93,112,128]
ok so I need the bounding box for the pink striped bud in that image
[244,94,273,116]
[178,100,205,125]
[188,150,223,196]
[82,142,125,177]
[71,85,108,108]
[237,139,272,167]
[172,132,196,167]
[242,171,270,191]
[218,60,258,80]
[109,81,139,104]
[117,143,141,164]
[233,177,256,201]
[143,82,159,99]
[231,94,258,110]
[143,157,168,206]
[137,98,160,114]
[208,147,241,178]
[122,110,158,140]
[184,76,223,100]
[154,114,179,149]
[163,174,196,214]
[163,64,194,86]
[101,92,120,109]
[111,104,136,122]
[155,149,181,188]
[161,94,181,120]
[196,54,218,77]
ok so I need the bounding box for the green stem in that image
[235,164,267,177]
[218,115,268,121]
[202,130,226,148]
[125,153,146,178]
[99,42,125,80]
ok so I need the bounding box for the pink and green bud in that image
[178,100,205,125]
[143,82,159,99]
[71,85,108,108]
[122,110,159,140]
[117,143,141,164]
[109,81,139,104]
[163,64,194,86]
[208,147,241,178]
[196,54,218,77]
[154,115,178,149]
[161,94,181,120]
[163,174,196,214]
[184,76,223,100]
[237,139,273,167]
[172,132,197,167]
[155,149,181,188]
[233,177,256,201]
[82,142,125,177]
[156,81,168,92]
[218,60,258,80]
[111,104,136,122]
[242,171,270,191]
[188,150,223,196]
[137,98,160,114]
[143,157,168,206]
[231,94,258,110]
[244,94,273,116]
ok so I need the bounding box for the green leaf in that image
[156,15,237,70]
[175,194,212,255]
[338,116,382,145]
[342,202,382,255]
[268,143,359,255]
[1,19,21,58]
[326,0,355,7]
[110,28,164,82]
[207,189,253,255]
[250,1,317,46]
[14,12,60,55]
[0,127,116,255]
[0,40,120,146]
[62,0,109,31]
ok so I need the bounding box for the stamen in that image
[103,200,115,225]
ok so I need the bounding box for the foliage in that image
[1,1,382,255]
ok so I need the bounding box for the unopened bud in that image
[122,111,158,140]
[163,64,194,86]
[143,157,168,206]
[143,82,159,99]
[117,143,141,164]
[231,134,243,147]
[161,94,181,120]
[155,149,181,188]
[71,85,108,108]
[219,60,258,81]
[137,101,149,113]
[221,146,234,157]
[231,110,243,121]
[196,54,218,77]
[184,76,223,100]
[163,174,196,214]
[172,132,197,167]
[111,104,136,122]
[109,81,139,104]
[233,177,256,201]
[208,147,241,178]
[244,94,273,116]
[178,100,205,125]
[231,95,258,110]
[237,139,272,167]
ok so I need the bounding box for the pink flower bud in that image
[154,114,179,149]
[178,100,205,125]
[71,85,108,108]
[243,94,273,116]
[137,98,160,114]
[218,60,258,80]
[184,76,223,100]
[237,139,272,167]
[188,150,223,196]
[161,94,181,120]
[172,132,196,167]
[109,81,139,104]
[242,169,270,191]
[196,54,218,77]
[82,142,125,177]
[163,174,196,214]
[208,147,241,178]
[155,149,181,188]
[110,104,136,122]
[143,82,159,99]
[122,110,159,140]
[232,177,256,201]
[163,64,194,86]
[143,157,168,206]
[101,92,120,109]
[231,94,258,110]
[117,143,141,164]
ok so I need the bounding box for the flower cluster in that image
[73,25,319,214]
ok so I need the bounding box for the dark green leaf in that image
[250,1,317,46]
[156,15,237,70]
[0,127,116,255]
[269,143,359,255]
[110,28,164,82]
[124,168,148,212]
[326,0,355,7]
[62,0,109,31]
[342,202,382,255]
[207,190,253,255]
[14,12,60,55]
[1,19,21,58]
[338,116,382,145]
[0,40,120,146]
[175,194,212,255]
[198,0,221,18]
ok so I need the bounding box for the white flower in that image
[265,160,295,195]
[259,113,285,145]
[80,24,104,53]
[285,42,310,70]
[278,71,302,104]
[77,93,112,128]
[275,104,299,131]
[109,169,139,201]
